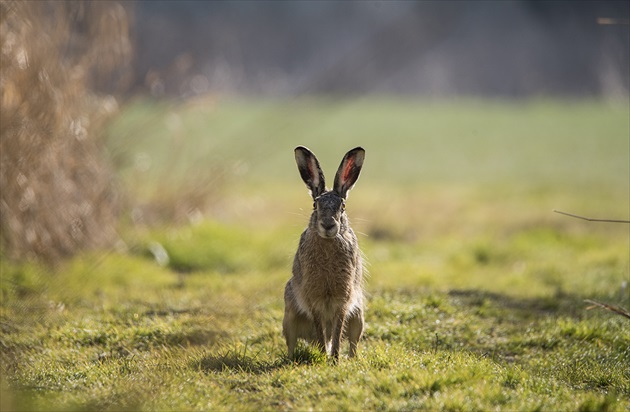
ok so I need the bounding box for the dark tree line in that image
[131,1,629,98]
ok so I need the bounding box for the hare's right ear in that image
[295,146,326,199]
[333,147,365,199]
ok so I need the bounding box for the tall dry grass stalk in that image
[0,1,132,262]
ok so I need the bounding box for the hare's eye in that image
[313,201,317,210]
[341,201,346,211]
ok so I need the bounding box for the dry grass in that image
[0,1,132,262]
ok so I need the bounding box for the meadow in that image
[1,98,629,411]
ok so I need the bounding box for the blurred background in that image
[1,0,628,261]
[131,1,629,99]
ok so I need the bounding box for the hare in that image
[283,146,366,361]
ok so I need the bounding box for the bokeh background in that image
[131,1,629,99]
[2,0,628,261]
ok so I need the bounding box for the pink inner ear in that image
[309,159,319,186]
[342,157,355,182]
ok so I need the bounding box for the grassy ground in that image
[1,98,629,411]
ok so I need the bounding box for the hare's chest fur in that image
[292,229,363,320]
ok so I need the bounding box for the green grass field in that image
[2,98,629,411]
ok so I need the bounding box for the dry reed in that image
[0,1,132,262]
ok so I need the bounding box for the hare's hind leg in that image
[282,310,299,359]
[346,307,364,358]
[284,311,316,359]
[283,282,304,360]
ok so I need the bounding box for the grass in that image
[2,98,629,411]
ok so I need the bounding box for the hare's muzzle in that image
[318,218,339,238]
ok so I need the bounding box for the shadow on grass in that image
[193,344,327,374]
[194,352,285,374]
[448,288,628,321]
[439,288,629,365]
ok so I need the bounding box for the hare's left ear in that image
[333,147,365,199]
[295,146,326,199]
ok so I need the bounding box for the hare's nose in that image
[321,221,336,231]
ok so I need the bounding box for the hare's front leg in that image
[330,311,347,361]
[313,316,327,355]
[346,307,364,358]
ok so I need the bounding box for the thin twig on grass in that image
[553,210,630,224]
[584,299,630,320]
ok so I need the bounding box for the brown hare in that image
[283,146,366,361]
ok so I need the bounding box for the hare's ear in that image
[333,147,365,199]
[295,146,326,199]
